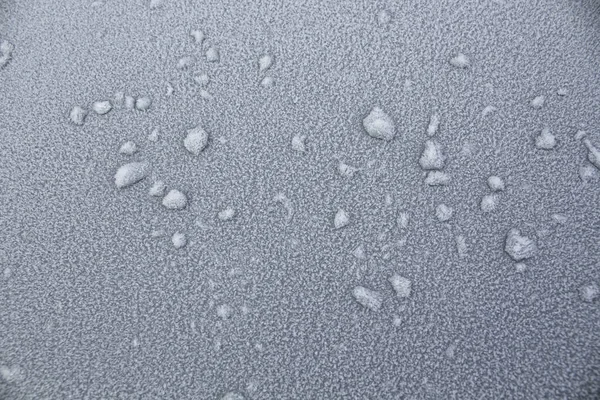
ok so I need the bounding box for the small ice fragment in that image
[389,274,411,298]
[151,229,166,238]
[166,83,174,96]
[206,47,220,62]
[148,128,159,142]
[162,189,188,210]
[177,56,195,69]
[449,53,469,68]
[218,207,236,221]
[377,9,391,25]
[119,141,138,155]
[531,95,545,109]
[217,304,233,319]
[0,365,24,383]
[92,100,112,115]
[149,0,162,9]
[425,171,450,186]
[184,126,209,155]
[397,212,409,229]
[114,162,150,188]
[445,344,457,359]
[575,130,587,141]
[149,181,166,197]
[114,91,124,107]
[419,140,445,170]
[515,263,527,273]
[222,393,244,400]
[427,114,440,136]
[125,95,135,109]
[194,73,209,86]
[171,232,187,249]
[482,105,496,116]
[334,209,349,229]
[487,175,504,191]
[480,194,498,213]
[352,286,382,311]
[0,40,14,56]
[190,29,204,44]
[199,89,212,99]
[291,135,307,153]
[135,96,152,111]
[551,213,567,224]
[435,204,453,222]
[580,283,599,302]
[504,229,537,261]
[456,235,467,257]
[261,76,274,87]
[535,127,556,150]
[557,88,568,96]
[362,107,395,141]
[583,138,600,170]
[338,162,358,178]
[579,165,597,182]
[352,244,366,260]
[69,106,87,125]
[259,54,273,72]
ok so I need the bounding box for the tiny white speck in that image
[69,106,87,125]
[119,141,138,155]
[352,286,382,312]
[435,204,453,222]
[389,274,411,298]
[172,232,187,249]
[206,47,220,62]
[149,181,166,197]
[449,53,469,68]
[218,207,236,221]
[334,209,349,229]
[162,189,188,210]
[531,95,545,109]
[480,194,498,213]
[487,176,504,191]
[292,135,307,153]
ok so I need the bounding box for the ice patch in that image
[334,209,349,229]
[69,106,87,125]
[119,141,138,155]
[557,88,568,96]
[206,47,220,62]
[338,162,358,178]
[530,95,545,109]
[274,193,294,221]
[217,304,233,319]
[449,53,469,68]
[535,127,556,150]
[389,274,411,298]
[125,95,135,109]
[435,204,453,222]
[377,10,391,25]
[505,229,537,261]
[352,286,382,312]
[149,181,166,197]
[580,283,599,302]
[480,194,498,213]
[583,138,600,170]
[0,40,14,69]
[172,232,187,249]
[222,392,244,400]
[184,126,209,155]
[114,162,150,188]
[425,171,450,186]
[166,83,174,96]
[194,73,209,86]
[456,235,467,257]
[352,244,366,260]
[363,107,395,141]
[261,76,274,87]
[218,207,236,221]
[579,164,597,182]
[427,114,440,136]
[148,128,160,142]
[419,140,445,170]
[397,212,409,229]
[515,263,527,273]
[487,175,504,191]
[551,213,567,224]
[292,135,307,153]
[190,29,204,44]
[114,91,124,107]
[135,97,152,111]
[482,105,496,116]
[162,189,188,210]
[177,56,195,69]
[259,54,273,72]
[92,100,112,115]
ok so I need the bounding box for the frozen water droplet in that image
[505,229,537,261]
[119,141,138,155]
[456,235,467,258]
[363,107,395,141]
[334,209,349,229]
[149,180,166,197]
[535,127,556,150]
[194,73,209,86]
[199,89,212,99]
[551,213,567,224]
[190,29,204,44]
[184,126,209,155]
[487,175,504,191]
[274,193,294,221]
[377,9,391,25]
[389,274,411,298]
[419,140,445,170]
[338,162,358,178]
[0,40,14,69]
[397,212,409,229]
[135,97,152,111]
[449,53,469,68]
[149,0,163,9]
[92,100,112,115]
[0,365,24,383]
[177,56,195,70]
[166,82,174,96]
[352,244,366,259]
[151,229,166,238]
[579,164,597,182]
[480,194,498,213]
[69,106,87,125]
[557,88,568,96]
[218,207,236,221]
[425,171,450,186]
[261,76,274,87]
[132,337,139,347]
[162,189,188,210]
[222,392,244,400]
[580,283,599,302]
[435,204,453,222]
[427,114,440,136]
[206,46,220,62]
[259,54,273,72]
[148,128,160,142]
[445,344,457,358]
[125,95,135,110]
[352,286,382,312]
[114,91,124,107]
[515,263,527,273]
[482,105,496,116]
[291,135,307,153]
[217,304,233,319]
[171,232,187,249]
[114,162,150,188]
[530,95,545,109]
[583,138,600,170]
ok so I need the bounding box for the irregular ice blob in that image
[125,95,135,110]
[487,175,504,191]
[0,40,14,69]
[206,47,220,62]
[184,126,209,155]
[334,209,349,229]
[427,114,440,136]
[449,53,469,68]
[114,91,125,107]
[425,171,450,186]
[482,105,496,116]
[69,106,87,125]
[92,100,112,115]
[362,107,395,141]
[389,274,411,298]
[162,189,188,210]
[579,283,599,302]
[177,56,195,69]
[436,204,453,222]
[557,88,568,96]
[222,393,244,400]
[291,135,307,152]
[377,9,391,25]
[172,232,187,249]
[480,194,498,213]
[259,54,273,72]
[148,128,160,142]
[119,141,138,155]
[456,235,467,257]
[419,140,445,170]
[531,95,545,109]
[0,365,24,383]
[352,286,382,312]
[535,127,556,150]
[515,263,527,273]
[114,162,150,188]
[261,76,274,87]
[149,180,166,197]
[190,29,204,44]
[199,89,212,99]
[149,0,162,9]
[583,138,600,170]
[217,304,233,319]
[338,162,358,178]
[397,212,409,229]
[166,83,174,96]
[135,96,152,111]
[194,73,209,86]
[352,244,366,260]
[579,165,597,182]
[218,207,236,221]
[551,213,567,224]
[504,229,537,261]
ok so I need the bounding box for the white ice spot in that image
[389,274,411,298]
[334,209,349,229]
[125,95,135,110]
[580,283,599,302]
[172,232,187,249]
[190,29,204,44]
[482,105,496,116]
[352,286,382,312]
[149,180,166,197]
[363,107,395,141]
[177,56,195,69]
[583,138,600,170]
[535,127,556,150]
[199,89,212,99]
[0,40,14,69]
[551,213,567,224]
[149,0,162,9]
[480,194,498,213]
[445,344,457,359]
[557,88,568,96]
[515,263,527,273]
[92,100,112,115]
[487,175,504,191]
[0,365,24,383]
[166,83,174,96]
[217,304,233,319]
[579,164,597,182]
[261,76,274,87]
[377,9,391,25]
[397,212,409,229]
[427,113,440,136]
[530,95,545,109]
[148,128,160,142]
[291,135,307,153]
[259,54,273,72]
[162,189,188,210]
[505,229,537,261]
[338,162,358,178]
[425,171,450,186]
[222,392,244,400]
[274,193,294,221]
[449,53,469,68]
[135,97,152,111]
[69,106,87,125]
[352,244,366,260]
[218,207,236,221]
[194,73,209,86]
[151,229,166,238]
[114,91,124,107]
[114,162,150,189]
[184,126,209,155]
[206,47,220,62]
[575,130,587,141]
[419,140,445,170]
[435,204,453,222]
[119,141,138,155]
[456,235,467,258]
